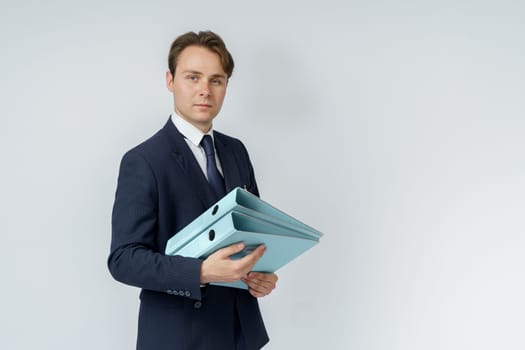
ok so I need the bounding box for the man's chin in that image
[194,113,217,123]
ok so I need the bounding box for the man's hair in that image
[168,31,234,78]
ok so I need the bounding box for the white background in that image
[2,0,524,349]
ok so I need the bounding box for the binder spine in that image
[165,190,239,255]
[176,214,237,258]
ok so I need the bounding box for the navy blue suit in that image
[108,118,269,349]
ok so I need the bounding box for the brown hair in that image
[168,31,234,78]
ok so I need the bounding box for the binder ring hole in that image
[212,205,219,215]
[208,229,215,241]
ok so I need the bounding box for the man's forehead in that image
[176,46,226,74]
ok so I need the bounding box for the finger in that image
[239,244,265,265]
[246,273,278,291]
[248,288,266,298]
[214,242,245,258]
[246,280,274,298]
[252,244,266,258]
[241,277,268,297]
[234,245,267,278]
[242,275,274,294]
[248,272,278,283]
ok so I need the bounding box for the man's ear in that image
[166,71,174,92]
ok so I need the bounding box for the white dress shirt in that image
[170,113,224,179]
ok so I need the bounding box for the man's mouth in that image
[194,103,212,108]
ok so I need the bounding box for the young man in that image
[108,31,278,350]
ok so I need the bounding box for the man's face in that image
[166,45,228,133]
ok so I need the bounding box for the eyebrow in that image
[182,70,226,79]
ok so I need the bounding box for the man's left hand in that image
[241,272,278,298]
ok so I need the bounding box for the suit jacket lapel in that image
[214,132,242,193]
[161,118,216,208]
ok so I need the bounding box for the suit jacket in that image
[108,118,269,350]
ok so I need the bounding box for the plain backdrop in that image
[2,0,524,349]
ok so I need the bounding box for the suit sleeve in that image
[107,150,203,300]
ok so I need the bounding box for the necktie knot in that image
[201,135,215,158]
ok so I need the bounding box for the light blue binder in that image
[172,211,318,289]
[165,187,322,256]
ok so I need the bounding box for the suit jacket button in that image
[193,301,202,309]
[166,290,173,295]
[185,291,191,297]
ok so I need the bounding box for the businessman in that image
[108,31,278,349]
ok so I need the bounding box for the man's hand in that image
[200,243,266,284]
[242,272,278,298]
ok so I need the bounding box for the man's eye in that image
[187,75,198,81]
[211,79,222,85]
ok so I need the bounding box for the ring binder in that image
[165,187,322,289]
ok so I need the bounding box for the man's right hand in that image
[199,243,265,284]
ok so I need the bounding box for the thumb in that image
[215,242,245,258]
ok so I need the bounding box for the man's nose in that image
[199,81,211,97]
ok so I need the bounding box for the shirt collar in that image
[170,112,214,147]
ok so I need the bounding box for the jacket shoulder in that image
[124,127,171,161]
[214,130,247,151]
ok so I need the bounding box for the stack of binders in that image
[165,187,322,289]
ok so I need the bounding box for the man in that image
[108,31,278,349]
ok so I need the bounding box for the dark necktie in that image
[201,135,226,200]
